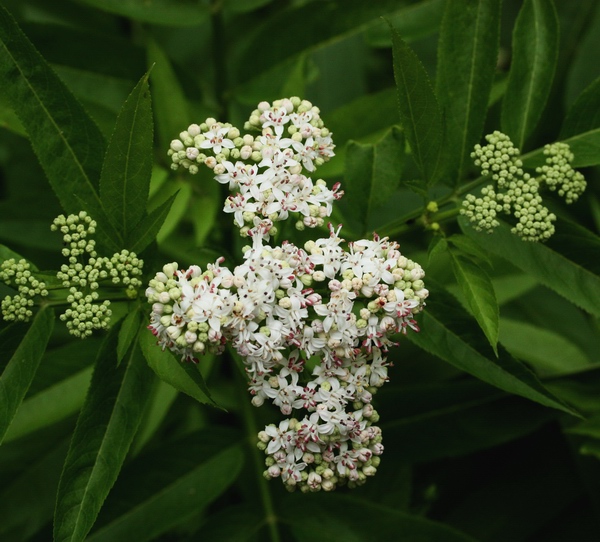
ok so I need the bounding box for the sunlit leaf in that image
[501,0,559,148]
[0,306,54,445]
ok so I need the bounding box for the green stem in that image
[377,175,488,238]
[235,367,281,542]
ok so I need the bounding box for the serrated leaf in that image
[86,431,243,542]
[100,72,153,243]
[390,23,443,185]
[127,192,178,254]
[0,306,54,446]
[74,0,208,26]
[436,0,501,180]
[344,127,405,235]
[407,281,578,417]
[461,217,600,318]
[449,249,499,355]
[139,328,221,408]
[501,0,559,148]
[561,76,600,139]
[53,325,154,542]
[0,6,121,252]
[117,308,142,363]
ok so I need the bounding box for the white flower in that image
[199,124,235,154]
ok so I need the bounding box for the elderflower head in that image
[0,258,48,322]
[462,131,585,241]
[167,97,341,242]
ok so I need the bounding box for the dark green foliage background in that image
[0,0,599,540]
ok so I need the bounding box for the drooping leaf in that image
[0,306,54,445]
[53,325,155,542]
[344,126,405,235]
[407,281,579,417]
[86,430,243,542]
[448,248,499,355]
[390,23,443,185]
[100,72,153,244]
[74,0,209,26]
[436,0,501,180]
[461,217,600,318]
[127,192,178,254]
[0,5,121,252]
[139,326,221,408]
[501,0,559,148]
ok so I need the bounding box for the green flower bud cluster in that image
[461,131,586,242]
[0,258,48,322]
[536,142,586,204]
[51,212,144,338]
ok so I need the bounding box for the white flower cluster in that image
[167,97,340,241]
[462,132,586,241]
[51,212,144,337]
[0,258,48,322]
[146,225,428,490]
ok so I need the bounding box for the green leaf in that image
[561,76,600,139]
[127,192,178,254]
[0,5,121,252]
[379,381,556,462]
[344,126,405,235]
[501,0,559,148]
[53,325,155,542]
[146,37,190,152]
[156,182,192,243]
[0,437,69,539]
[100,72,153,243]
[139,327,221,408]
[522,128,600,168]
[436,0,501,180]
[449,248,499,355]
[86,431,243,542]
[3,367,92,443]
[0,306,54,445]
[461,217,600,318]
[499,318,592,377]
[74,0,209,26]
[390,23,443,185]
[282,493,477,542]
[117,308,142,364]
[408,281,578,417]
[447,233,493,266]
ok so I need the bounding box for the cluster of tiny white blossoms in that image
[146,226,427,490]
[51,212,144,337]
[0,258,48,322]
[149,98,429,491]
[167,97,340,240]
[461,131,586,241]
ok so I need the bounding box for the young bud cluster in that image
[462,131,586,241]
[167,97,340,241]
[147,225,427,490]
[0,258,48,322]
[51,212,144,337]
